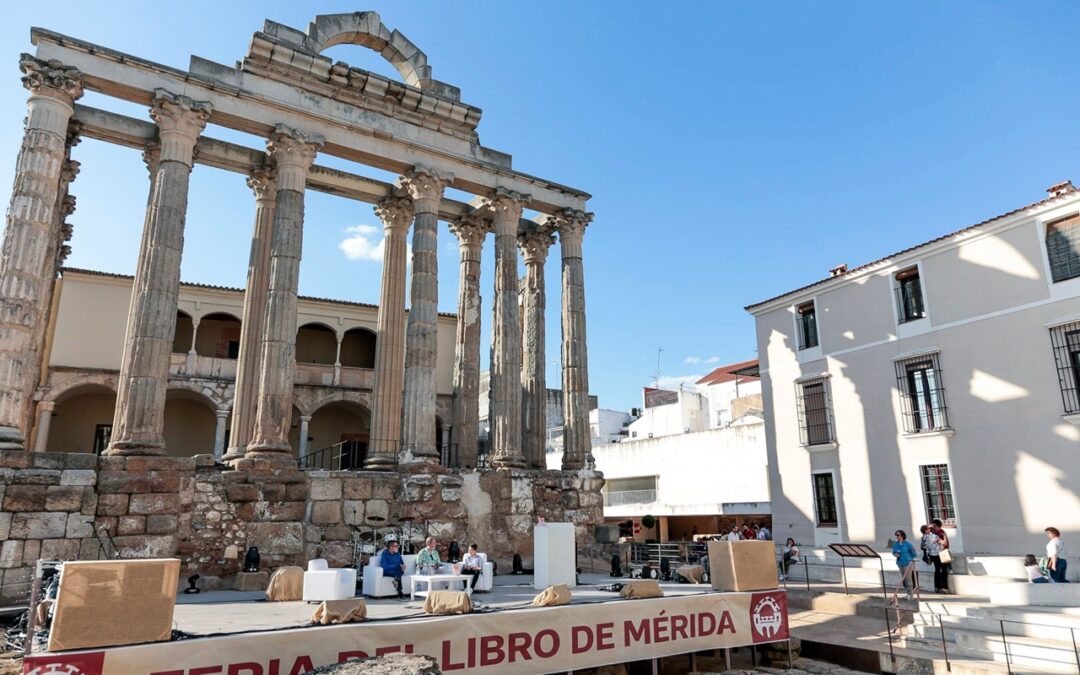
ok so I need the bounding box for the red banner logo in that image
[749,591,788,643]
[23,651,105,675]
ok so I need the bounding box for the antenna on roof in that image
[653,345,664,389]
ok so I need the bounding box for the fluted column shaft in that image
[31,400,55,453]
[556,210,594,470]
[400,168,450,465]
[519,227,554,469]
[107,90,210,456]
[223,166,276,462]
[489,190,528,469]
[449,215,489,468]
[366,196,414,469]
[246,126,322,459]
[0,55,82,449]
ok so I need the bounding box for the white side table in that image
[410,574,473,601]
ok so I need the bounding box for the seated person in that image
[416,537,441,574]
[1024,554,1051,584]
[380,539,406,598]
[461,544,484,591]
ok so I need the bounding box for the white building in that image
[552,360,770,541]
[746,181,1080,555]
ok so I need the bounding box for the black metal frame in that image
[796,377,834,446]
[921,463,957,526]
[894,269,925,323]
[812,472,838,526]
[1050,321,1080,414]
[895,353,950,433]
[1045,214,1080,283]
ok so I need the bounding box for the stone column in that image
[223,165,276,462]
[298,415,312,461]
[518,225,555,469]
[213,409,229,460]
[399,168,450,465]
[0,55,83,449]
[448,214,489,469]
[554,210,594,470]
[488,189,529,469]
[440,424,451,465]
[31,400,55,453]
[186,317,200,372]
[107,90,211,456]
[365,195,413,470]
[333,336,342,386]
[246,125,322,461]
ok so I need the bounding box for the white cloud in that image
[339,225,385,262]
[704,356,720,364]
[684,355,720,365]
[657,374,704,390]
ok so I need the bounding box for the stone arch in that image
[174,310,195,354]
[45,373,117,402]
[296,322,338,365]
[300,395,372,470]
[340,327,376,368]
[303,389,372,418]
[46,382,117,454]
[304,12,432,88]
[193,311,242,359]
[166,380,229,412]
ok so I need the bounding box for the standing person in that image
[417,537,442,575]
[379,539,406,599]
[779,538,799,581]
[1024,554,1051,584]
[929,518,951,593]
[1045,527,1069,583]
[757,524,772,541]
[892,530,919,600]
[461,543,485,591]
[921,524,947,593]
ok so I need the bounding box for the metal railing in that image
[776,550,1080,674]
[299,440,461,471]
[603,489,657,506]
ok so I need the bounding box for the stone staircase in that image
[783,548,1080,674]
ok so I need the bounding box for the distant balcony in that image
[168,353,373,391]
[170,353,237,379]
[604,489,657,507]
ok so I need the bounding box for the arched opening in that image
[340,327,376,368]
[47,384,117,454]
[296,323,338,365]
[194,312,242,359]
[298,400,371,470]
[173,311,194,354]
[163,388,218,457]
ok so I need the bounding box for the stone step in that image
[793,547,1080,582]
[785,558,1011,595]
[902,630,1080,673]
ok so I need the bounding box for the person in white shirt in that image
[1024,554,1050,583]
[461,543,485,591]
[725,527,741,542]
[757,526,771,541]
[1045,527,1068,583]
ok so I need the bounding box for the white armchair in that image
[462,553,495,592]
[362,553,417,598]
[303,558,356,602]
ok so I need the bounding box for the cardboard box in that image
[48,558,180,652]
[707,540,778,592]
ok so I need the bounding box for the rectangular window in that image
[93,424,112,455]
[895,353,950,433]
[921,464,956,526]
[227,340,240,359]
[1046,214,1080,283]
[812,473,838,526]
[894,267,925,323]
[796,377,834,446]
[796,301,819,350]
[1049,321,1080,414]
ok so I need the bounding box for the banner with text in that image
[24,591,788,675]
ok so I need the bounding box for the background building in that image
[747,181,1080,555]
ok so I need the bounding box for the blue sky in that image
[2,2,1079,412]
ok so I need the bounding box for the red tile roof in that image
[61,267,458,318]
[696,359,760,386]
[744,183,1080,312]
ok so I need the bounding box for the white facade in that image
[590,408,633,444]
[747,183,1080,555]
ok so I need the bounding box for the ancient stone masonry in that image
[0,13,604,601]
[0,450,603,601]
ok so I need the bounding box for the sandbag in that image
[265,566,304,602]
[423,590,472,615]
[619,579,664,599]
[531,584,572,606]
[311,598,367,624]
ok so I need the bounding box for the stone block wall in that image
[0,450,603,600]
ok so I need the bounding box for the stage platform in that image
[172,573,711,635]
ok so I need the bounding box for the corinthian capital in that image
[374,195,415,232]
[20,54,83,102]
[518,225,556,265]
[483,188,530,234]
[399,166,452,214]
[58,160,80,193]
[267,124,323,192]
[449,212,491,250]
[151,89,211,166]
[549,209,593,243]
[246,164,277,202]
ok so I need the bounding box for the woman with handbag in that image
[930,519,951,593]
